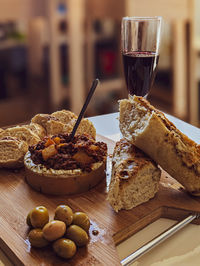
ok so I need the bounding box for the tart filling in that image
[27,133,107,173]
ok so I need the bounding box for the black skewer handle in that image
[70,78,99,139]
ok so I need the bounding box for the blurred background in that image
[0,0,200,127]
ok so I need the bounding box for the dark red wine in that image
[122,51,159,96]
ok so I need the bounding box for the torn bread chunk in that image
[107,139,161,212]
[119,96,200,196]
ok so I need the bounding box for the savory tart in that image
[24,133,107,195]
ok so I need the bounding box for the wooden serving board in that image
[1,134,200,266]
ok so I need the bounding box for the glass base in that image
[128,94,148,99]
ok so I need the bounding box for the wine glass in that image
[121,16,162,98]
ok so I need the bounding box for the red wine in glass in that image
[122,51,159,97]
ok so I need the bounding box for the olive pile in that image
[26,205,90,259]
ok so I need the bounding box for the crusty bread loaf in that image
[119,96,200,196]
[107,139,161,212]
[0,126,40,146]
[0,137,28,168]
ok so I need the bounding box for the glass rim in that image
[122,16,162,21]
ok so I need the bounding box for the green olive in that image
[73,212,90,232]
[26,211,32,227]
[66,225,89,247]
[43,220,66,241]
[53,238,76,259]
[54,205,73,226]
[30,206,49,228]
[28,228,49,248]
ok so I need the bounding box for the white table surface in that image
[89,112,200,144]
[1,112,200,265]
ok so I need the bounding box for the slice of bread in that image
[0,126,40,146]
[51,110,77,124]
[119,96,200,196]
[24,122,46,139]
[31,113,54,128]
[0,128,4,134]
[51,110,96,139]
[45,119,65,135]
[107,139,161,212]
[75,119,96,139]
[61,119,96,139]
[0,137,28,168]
[31,111,96,139]
[31,114,65,135]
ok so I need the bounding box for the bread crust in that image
[119,96,200,196]
[24,151,106,195]
[107,139,161,212]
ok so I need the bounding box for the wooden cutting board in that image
[0,134,200,266]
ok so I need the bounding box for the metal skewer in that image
[121,213,198,266]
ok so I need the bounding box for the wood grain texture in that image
[0,135,200,265]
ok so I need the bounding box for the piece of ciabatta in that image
[107,139,161,212]
[119,96,200,196]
